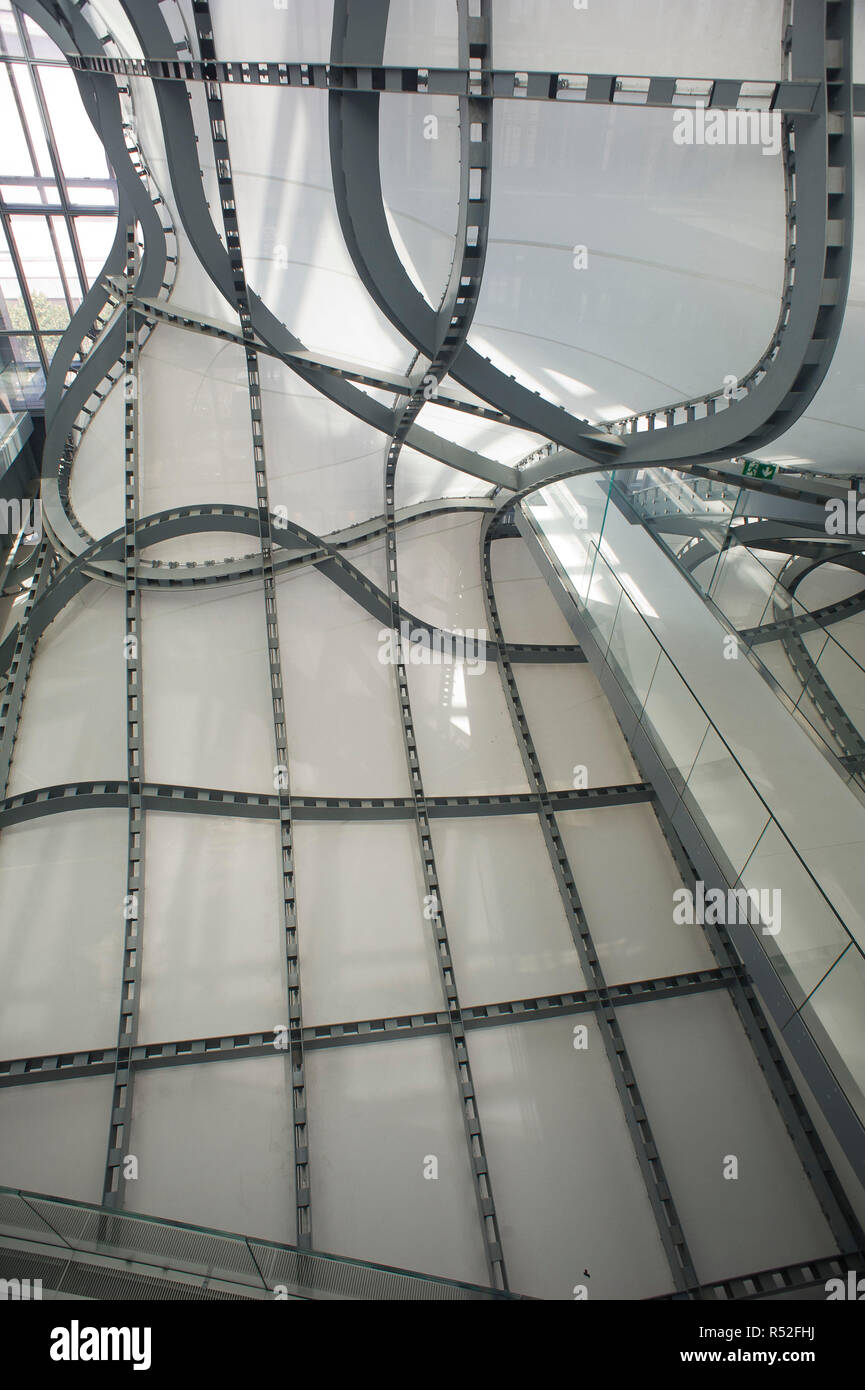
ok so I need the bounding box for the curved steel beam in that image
[327,0,854,479]
[101,0,518,492]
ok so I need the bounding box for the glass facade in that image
[0,0,117,410]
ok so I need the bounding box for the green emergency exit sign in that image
[741,460,777,481]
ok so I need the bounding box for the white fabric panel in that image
[493,0,785,80]
[211,0,334,61]
[69,379,124,542]
[407,659,530,796]
[261,357,388,536]
[223,86,413,374]
[471,100,784,423]
[380,94,459,309]
[618,992,836,1284]
[127,73,239,323]
[431,814,585,1002]
[558,804,716,984]
[141,584,276,794]
[397,512,487,631]
[0,811,126,1057]
[513,664,639,788]
[7,582,126,795]
[139,326,257,564]
[294,821,441,1026]
[383,0,459,67]
[346,539,387,591]
[138,813,285,1041]
[796,564,865,611]
[306,1035,489,1284]
[0,1076,114,1205]
[126,1057,296,1244]
[709,549,788,629]
[467,1015,673,1299]
[276,569,410,797]
[490,536,577,645]
[416,399,543,466]
[393,448,494,509]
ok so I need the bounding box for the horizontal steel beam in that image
[0,779,651,829]
[655,1250,865,1301]
[0,966,740,1088]
[64,53,823,113]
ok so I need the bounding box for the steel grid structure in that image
[0,0,863,1299]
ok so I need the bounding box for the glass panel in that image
[0,340,44,408]
[0,65,34,176]
[73,214,119,288]
[6,62,53,176]
[22,14,64,61]
[49,214,82,305]
[738,823,853,1007]
[0,330,38,364]
[640,652,710,788]
[65,181,116,209]
[8,213,69,328]
[0,2,24,58]
[606,587,661,715]
[0,220,30,333]
[38,65,111,180]
[798,946,865,1126]
[683,726,772,879]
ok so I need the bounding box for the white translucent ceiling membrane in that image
[490,537,578,645]
[466,1015,673,1299]
[127,72,238,321]
[431,814,586,1002]
[393,446,494,510]
[305,1036,488,1283]
[7,583,126,794]
[416,398,544,467]
[223,86,414,373]
[69,380,125,542]
[492,0,785,80]
[396,512,488,632]
[275,569,411,797]
[293,821,440,1026]
[0,1076,115,1205]
[383,0,458,68]
[261,357,388,536]
[126,1058,297,1244]
[471,100,784,423]
[0,811,126,1058]
[139,327,257,562]
[406,658,531,797]
[210,0,334,63]
[558,804,716,983]
[138,813,285,1042]
[141,584,277,794]
[513,663,640,788]
[618,992,836,1284]
[380,94,459,310]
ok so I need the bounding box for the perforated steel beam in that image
[192,0,311,1249]
[0,967,742,1090]
[102,229,146,1209]
[0,780,649,830]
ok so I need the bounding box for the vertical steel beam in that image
[102,224,144,1206]
[191,0,312,1249]
[480,514,701,1293]
[371,0,508,1292]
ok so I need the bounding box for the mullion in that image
[0,207,48,375]
[15,9,92,297]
